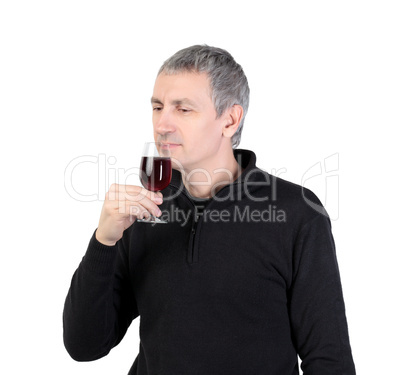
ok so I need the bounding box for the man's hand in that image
[95,183,163,246]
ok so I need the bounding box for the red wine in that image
[140,157,172,191]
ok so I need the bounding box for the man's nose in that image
[154,110,176,136]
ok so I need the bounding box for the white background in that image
[1,1,401,374]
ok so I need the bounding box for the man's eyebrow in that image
[151,97,163,105]
[150,97,198,108]
[171,98,197,107]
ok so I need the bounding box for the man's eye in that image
[153,107,162,111]
[179,108,191,113]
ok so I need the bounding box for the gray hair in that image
[158,45,250,148]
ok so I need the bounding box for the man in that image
[63,45,355,374]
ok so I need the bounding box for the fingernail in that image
[154,197,163,204]
[155,208,162,217]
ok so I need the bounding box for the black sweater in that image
[63,149,355,375]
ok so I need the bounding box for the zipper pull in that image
[187,226,196,263]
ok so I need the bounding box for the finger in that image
[127,203,150,219]
[111,185,163,204]
[121,192,162,216]
[128,199,162,217]
[117,200,143,216]
[127,202,161,219]
[118,200,162,218]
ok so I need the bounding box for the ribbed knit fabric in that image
[63,149,355,375]
[84,231,119,274]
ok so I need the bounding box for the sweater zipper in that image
[188,221,197,264]
[186,194,203,264]
[169,182,240,265]
[168,184,199,264]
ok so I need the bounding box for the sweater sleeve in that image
[289,214,356,375]
[63,230,139,361]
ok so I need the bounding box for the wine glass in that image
[138,142,172,224]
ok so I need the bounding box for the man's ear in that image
[222,105,244,138]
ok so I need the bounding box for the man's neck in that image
[181,149,242,199]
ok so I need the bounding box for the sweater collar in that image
[170,149,259,189]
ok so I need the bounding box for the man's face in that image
[152,71,226,171]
